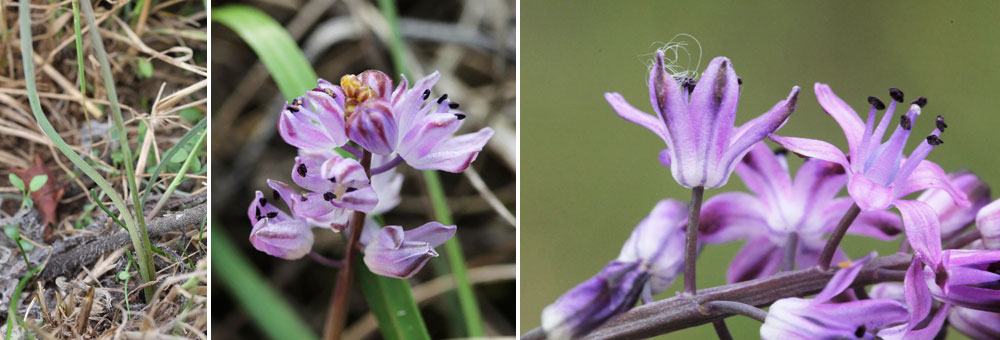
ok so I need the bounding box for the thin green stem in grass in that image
[141,118,206,206]
[376,0,485,335]
[22,0,155,300]
[71,0,90,131]
[149,129,206,218]
[5,265,43,339]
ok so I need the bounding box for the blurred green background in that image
[521,1,999,339]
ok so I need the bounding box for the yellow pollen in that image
[340,74,377,115]
[837,260,852,269]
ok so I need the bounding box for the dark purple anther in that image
[868,96,886,110]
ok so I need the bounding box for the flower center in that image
[341,74,378,116]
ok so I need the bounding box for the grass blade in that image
[376,0,486,335]
[20,0,155,301]
[140,118,206,205]
[355,256,431,340]
[211,223,318,340]
[212,5,317,101]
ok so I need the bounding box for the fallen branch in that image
[521,253,912,340]
[38,203,206,281]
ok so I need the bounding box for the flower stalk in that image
[323,150,372,340]
[817,203,861,270]
[684,186,705,294]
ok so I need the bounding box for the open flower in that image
[700,143,901,282]
[541,199,687,340]
[360,221,456,279]
[924,249,1000,312]
[247,191,313,259]
[771,84,970,268]
[265,150,378,231]
[869,259,950,340]
[761,253,909,340]
[918,171,990,239]
[605,50,800,188]
[977,199,1000,250]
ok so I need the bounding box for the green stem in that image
[149,130,206,217]
[5,265,43,339]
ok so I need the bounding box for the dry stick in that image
[38,203,206,281]
[323,151,373,340]
[520,253,913,340]
[817,203,861,270]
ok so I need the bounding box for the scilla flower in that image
[359,220,456,279]
[760,253,909,340]
[977,199,1000,250]
[917,171,990,239]
[949,307,1000,340]
[542,200,687,340]
[699,143,901,283]
[924,249,1000,312]
[247,190,313,259]
[605,50,800,188]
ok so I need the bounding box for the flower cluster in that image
[247,70,493,279]
[539,50,1000,340]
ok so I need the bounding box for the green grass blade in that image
[5,265,44,339]
[140,118,206,205]
[150,129,206,215]
[375,0,486,335]
[212,5,317,100]
[211,223,318,340]
[355,256,431,340]
[20,0,155,301]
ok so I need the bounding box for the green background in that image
[520,1,999,339]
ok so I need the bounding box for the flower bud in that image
[541,261,650,340]
[347,99,398,155]
[976,199,1000,250]
[363,222,455,279]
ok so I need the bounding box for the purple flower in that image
[949,307,1000,340]
[605,51,800,188]
[541,200,687,339]
[541,261,650,340]
[977,199,1000,250]
[699,143,901,282]
[924,249,1000,312]
[770,84,968,212]
[870,258,950,340]
[760,253,909,340]
[277,79,350,152]
[771,84,970,268]
[265,150,378,231]
[247,191,313,259]
[360,220,456,279]
[918,171,990,239]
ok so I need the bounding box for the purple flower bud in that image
[606,52,799,188]
[949,307,1000,340]
[347,99,398,155]
[357,70,393,99]
[541,261,650,340]
[926,249,1000,312]
[771,84,969,212]
[976,199,1000,250]
[761,253,910,340]
[616,199,686,296]
[917,171,991,238]
[247,191,313,259]
[362,222,455,279]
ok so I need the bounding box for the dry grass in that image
[1,0,207,338]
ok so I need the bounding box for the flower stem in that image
[818,203,861,270]
[684,186,705,295]
[323,150,372,340]
[711,320,732,340]
[309,251,343,268]
[370,155,403,175]
[781,232,798,272]
[705,301,768,323]
[944,229,981,250]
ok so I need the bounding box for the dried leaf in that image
[12,154,66,237]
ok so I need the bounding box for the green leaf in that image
[8,174,24,192]
[3,225,18,241]
[169,148,189,163]
[355,255,431,340]
[141,118,205,205]
[18,240,33,252]
[212,224,318,340]
[28,174,48,192]
[212,5,317,100]
[136,58,153,78]
[117,271,131,281]
[179,107,203,123]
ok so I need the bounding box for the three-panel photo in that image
[2,1,999,340]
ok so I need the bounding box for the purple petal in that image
[689,57,741,181]
[277,108,338,151]
[294,192,336,219]
[303,89,349,146]
[347,99,398,155]
[541,261,650,340]
[717,87,799,188]
[646,50,687,149]
[976,199,1000,250]
[894,200,943,268]
[364,225,437,279]
[847,174,894,212]
[292,154,334,193]
[762,297,908,340]
[249,218,314,259]
[895,160,970,207]
[399,127,494,173]
[396,71,440,134]
[397,112,463,159]
[727,237,782,283]
[903,258,932,327]
[918,171,991,237]
[340,185,378,212]
[813,252,875,303]
[403,222,456,248]
[266,179,300,214]
[359,70,393,98]
[604,92,669,143]
[699,192,768,244]
[846,209,903,240]
[768,134,850,170]
[320,155,369,186]
[616,199,686,293]
[791,157,847,210]
[814,83,865,157]
[734,143,792,203]
[949,307,1000,340]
